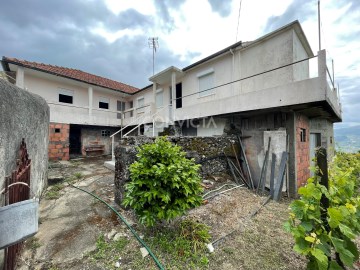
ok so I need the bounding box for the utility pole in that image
[148,37,159,75]
[318,1,321,51]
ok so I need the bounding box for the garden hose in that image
[68,183,165,270]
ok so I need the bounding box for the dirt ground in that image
[16,156,307,270]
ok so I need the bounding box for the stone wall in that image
[49,122,69,160]
[295,113,310,187]
[114,136,238,205]
[0,79,49,200]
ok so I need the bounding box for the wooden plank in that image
[273,151,288,201]
[270,153,276,199]
[237,135,254,190]
[262,137,272,193]
[229,159,250,188]
[224,152,240,185]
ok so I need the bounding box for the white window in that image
[198,69,214,97]
[117,101,126,119]
[137,97,145,113]
[99,97,109,109]
[58,88,73,104]
[101,130,110,137]
[156,89,163,108]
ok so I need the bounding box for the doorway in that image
[176,83,182,108]
[69,125,81,156]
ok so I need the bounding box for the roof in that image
[1,57,139,94]
[182,20,313,72]
[183,40,245,71]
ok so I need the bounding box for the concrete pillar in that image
[88,86,93,117]
[317,50,327,99]
[152,82,157,115]
[171,72,176,122]
[15,67,24,89]
[286,111,297,197]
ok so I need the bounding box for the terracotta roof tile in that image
[2,57,139,94]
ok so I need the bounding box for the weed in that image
[143,219,211,269]
[91,234,129,264]
[73,172,83,179]
[223,247,235,255]
[179,218,211,252]
[26,237,41,250]
[45,183,64,200]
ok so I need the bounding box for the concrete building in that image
[1,57,140,160]
[1,20,342,195]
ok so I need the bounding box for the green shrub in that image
[285,152,360,269]
[122,137,203,227]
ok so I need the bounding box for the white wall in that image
[23,72,128,126]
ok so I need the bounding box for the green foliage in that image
[123,137,204,227]
[285,152,360,269]
[45,183,64,200]
[92,234,128,261]
[145,219,210,268]
[179,218,211,252]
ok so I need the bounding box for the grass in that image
[90,234,129,267]
[25,237,41,250]
[140,219,211,269]
[45,172,84,200]
[44,183,64,200]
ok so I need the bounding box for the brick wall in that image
[48,122,69,160]
[295,114,310,187]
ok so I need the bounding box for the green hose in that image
[68,183,165,270]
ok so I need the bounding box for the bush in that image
[285,152,360,269]
[122,137,203,227]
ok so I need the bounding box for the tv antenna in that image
[148,37,159,75]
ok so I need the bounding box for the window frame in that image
[197,68,215,97]
[58,88,74,104]
[99,97,110,110]
[155,88,164,108]
[137,96,145,113]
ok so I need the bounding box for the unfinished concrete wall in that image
[114,136,237,205]
[81,126,120,156]
[295,113,310,187]
[49,122,69,161]
[0,79,49,200]
[309,118,335,158]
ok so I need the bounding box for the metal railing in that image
[110,103,173,161]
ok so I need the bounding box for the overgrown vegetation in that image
[45,172,84,199]
[45,183,64,200]
[123,137,204,227]
[285,152,360,269]
[91,234,129,267]
[144,218,211,268]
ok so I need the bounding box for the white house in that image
[1,20,341,192]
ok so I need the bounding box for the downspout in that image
[230,49,235,94]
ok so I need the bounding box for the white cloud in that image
[104,0,156,15]
[91,26,144,43]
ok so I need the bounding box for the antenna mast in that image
[148,37,159,75]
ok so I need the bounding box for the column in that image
[88,86,93,117]
[171,72,176,123]
[16,67,24,89]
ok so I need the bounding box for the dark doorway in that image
[69,125,81,155]
[176,83,182,108]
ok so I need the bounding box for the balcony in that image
[48,102,122,126]
[174,49,341,123]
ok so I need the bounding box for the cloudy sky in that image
[0,0,358,128]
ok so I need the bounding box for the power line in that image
[178,55,318,101]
